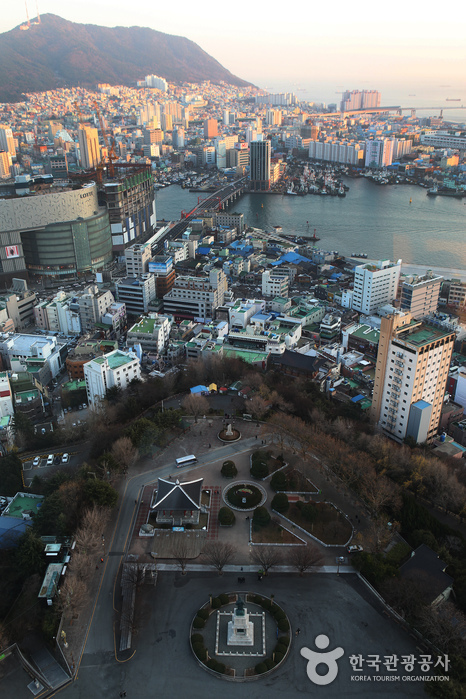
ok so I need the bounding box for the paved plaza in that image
[58,572,426,698]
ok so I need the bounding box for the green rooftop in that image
[129,317,156,334]
[350,325,380,344]
[5,493,44,519]
[223,347,269,364]
[62,379,86,392]
[107,352,135,370]
[399,323,453,347]
[15,389,39,402]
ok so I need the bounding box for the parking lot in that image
[22,450,80,485]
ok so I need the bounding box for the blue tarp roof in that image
[0,516,30,548]
[190,385,209,394]
[197,247,212,256]
[351,394,365,403]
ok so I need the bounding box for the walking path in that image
[205,485,221,540]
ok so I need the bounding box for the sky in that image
[2,0,465,104]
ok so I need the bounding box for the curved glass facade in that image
[22,209,112,278]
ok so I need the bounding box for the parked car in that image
[33,456,40,467]
[62,453,69,464]
[346,545,363,553]
[82,403,87,409]
[78,404,83,410]
[46,454,54,466]
[53,456,61,465]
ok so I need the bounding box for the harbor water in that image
[155,179,466,269]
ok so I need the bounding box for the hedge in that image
[278,618,290,632]
[191,633,204,644]
[255,662,268,674]
[211,597,222,609]
[218,593,230,605]
[197,608,209,620]
[193,616,206,629]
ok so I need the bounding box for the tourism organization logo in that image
[300,635,450,686]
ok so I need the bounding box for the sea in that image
[155,180,466,269]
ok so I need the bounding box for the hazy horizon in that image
[1,1,465,104]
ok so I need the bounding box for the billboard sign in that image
[5,245,19,259]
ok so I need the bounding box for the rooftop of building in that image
[15,389,40,402]
[102,350,137,370]
[222,346,269,364]
[398,321,454,347]
[4,492,44,519]
[62,379,86,392]
[348,324,380,343]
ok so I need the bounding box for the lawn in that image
[285,502,352,545]
[251,517,304,545]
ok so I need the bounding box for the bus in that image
[176,454,197,467]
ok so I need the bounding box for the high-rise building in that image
[400,272,442,318]
[163,269,227,320]
[370,313,455,443]
[203,119,218,139]
[98,165,156,252]
[340,90,381,111]
[365,138,394,168]
[78,126,101,169]
[173,128,185,149]
[352,259,401,315]
[0,151,12,179]
[250,140,271,191]
[0,126,16,158]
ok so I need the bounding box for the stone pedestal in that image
[227,597,254,646]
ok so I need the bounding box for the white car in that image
[62,453,69,464]
[346,545,363,554]
[33,456,41,467]
[46,454,54,466]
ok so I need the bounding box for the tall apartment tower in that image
[78,126,101,169]
[370,313,455,443]
[352,259,401,315]
[203,119,218,139]
[365,138,394,168]
[249,140,271,191]
[0,126,16,158]
[400,272,442,318]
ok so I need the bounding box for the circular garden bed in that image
[223,481,267,511]
[190,592,291,680]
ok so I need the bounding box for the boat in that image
[409,198,412,204]
[427,185,464,197]
[338,185,346,197]
[273,225,283,232]
[309,229,320,242]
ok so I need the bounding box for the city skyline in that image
[0,1,465,103]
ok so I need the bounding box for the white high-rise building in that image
[352,259,401,315]
[370,313,455,443]
[84,350,141,410]
[78,126,101,169]
[0,126,16,158]
[365,139,394,168]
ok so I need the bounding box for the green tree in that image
[0,454,23,495]
[125,418,159,454]
[271,493,289,514]
[218,507,236,526]
[12,411,34,447]
[15,529,46,578]
[270,470,287,492]
[83,479,118,508]
[253,506,271,527]
[221,460,237,478]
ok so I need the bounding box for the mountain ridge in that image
[0,14,252,102]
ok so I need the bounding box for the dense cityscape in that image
[0,23,465,699]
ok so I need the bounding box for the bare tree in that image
[417,602,466,654]
[248,395,270,421]
[202,542,237,574]
[170,536,191,575]
[56,576,88,616]
[250,546,282,575]
[288,544,324,576]
[182,393,209,423]
[111,436,139,471]
[74,505,110,557]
